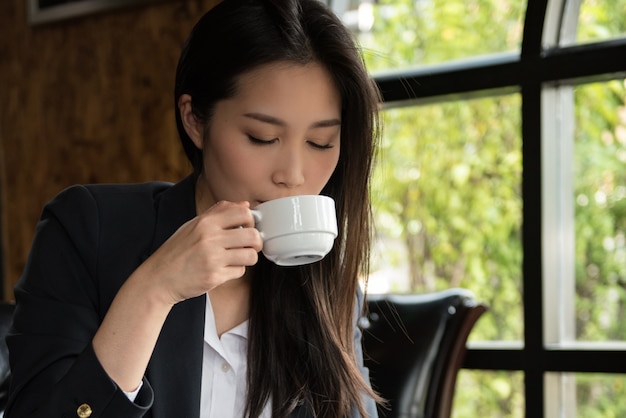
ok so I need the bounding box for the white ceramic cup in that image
[251,195,338,266]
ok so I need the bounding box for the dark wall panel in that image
[0,0,218,297]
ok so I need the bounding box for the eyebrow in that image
[243,112,341,129]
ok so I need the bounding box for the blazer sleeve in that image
[5,185,154,418]
[353,287,378,418]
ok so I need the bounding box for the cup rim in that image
[254,194,334,209]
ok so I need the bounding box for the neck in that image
[209,271,253,337]
[194,173,215,215]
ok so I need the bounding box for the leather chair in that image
[0,302,15,416]
[362,288,487,418]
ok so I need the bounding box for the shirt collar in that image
[204,293,249,346]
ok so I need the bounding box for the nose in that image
[272,145,305,188]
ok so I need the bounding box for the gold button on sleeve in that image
[77,403,93,418]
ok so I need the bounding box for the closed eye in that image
[308,141,335,150]
[247,135,277,145]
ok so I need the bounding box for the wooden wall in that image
[0,0,219,299]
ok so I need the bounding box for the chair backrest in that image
[0,302,15,414]
[362,288,487,418]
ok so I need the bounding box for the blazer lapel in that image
[148,295,205,418]
[143,175,205,418]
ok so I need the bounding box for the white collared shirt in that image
[124,296,272,417]
[201,295,272,418]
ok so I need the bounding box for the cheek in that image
[311,151,340,187]
[219,147,262,181]
[203,135,253,182]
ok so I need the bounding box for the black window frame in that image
[370,0,626,416]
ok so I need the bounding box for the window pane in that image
[453,370,524,417]
[545,372,626,417]
[368,94,523,342]
[577,373,626,416]
[338,0,526,72]
[577,0,626,44]
[574,80,626,342]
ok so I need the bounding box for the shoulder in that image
[37,181,175,247]
[51,181,173,206]
[44,181,172,218]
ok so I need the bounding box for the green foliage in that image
[363,0,525,338]
[578,0,626,42]
[371,97,523,343]
[576,374,626,417]
[454,370,525,418]
[360,0,526,70]
[358,0,626,415]
[573,80,626,343]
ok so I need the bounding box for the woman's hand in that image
[138,200,263,306]
[92,201,262,392]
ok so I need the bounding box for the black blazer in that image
[5,175,376,418]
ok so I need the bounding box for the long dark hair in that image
[175,0,382,416]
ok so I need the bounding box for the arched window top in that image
[577,0,626,45]
[544,0,626,48]
[328,0,527,72]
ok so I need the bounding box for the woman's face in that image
[192,62,341,211]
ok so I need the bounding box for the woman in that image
[6,0,382,417]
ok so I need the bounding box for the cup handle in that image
[250,210,264,240]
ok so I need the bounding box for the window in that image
[332,0,526,70]
[576,0,626,45]
[370,95,524,345]
[330,0,626,415]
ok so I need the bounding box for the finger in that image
[204,265,248,284]
[224,247,259,267]
[223,227,263,252]
[204,201,256,230]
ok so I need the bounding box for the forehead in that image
[229,61,341,114]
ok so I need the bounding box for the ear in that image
[178,94,204,149]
